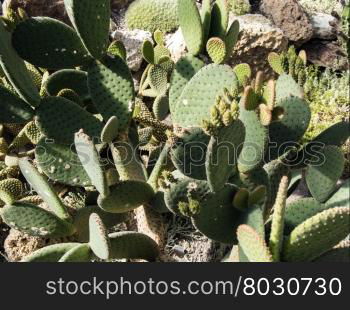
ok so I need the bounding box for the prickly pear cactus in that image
[0,0,348,264]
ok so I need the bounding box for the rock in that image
[165,29,187,63]
[111,28,152,72]
[310,13,338,40]
[2,0,70,24]
[302,39,349,71]
[260,0,313,45]
[4,227,77,262]
[229,14,288,79]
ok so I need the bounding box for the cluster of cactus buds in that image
[268,46,308,86]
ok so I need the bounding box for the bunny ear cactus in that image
[88,55,135,131]
[178,0,204,55]
[64,0,110,60]
[109,231,159,261]
[89,213,111,260]
[59,243,93,262]
[19,158,71,220]
[268,47,308,86]
[283,207,350,262]
[0,84,34,123]
[0,178,23,205]
[74,130,110,197]
[108,40,127,61]
[268,175,288,261]
[35,138,91,187]
[98,180,155,213]
[172,64,238,127]
[126,0,179,33]
[36,96,103,145]
[237,225,273,262]
[305,145,345,202]
[12,17,90,69]
[206,119,245,192]
[1,202,76,238]
[44,69,90,101]
[21,243,81,262]
[169,55,205,113]
[178,0,239,62]
[0,20,40,106]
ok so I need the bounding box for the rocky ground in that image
[0,0,349,262]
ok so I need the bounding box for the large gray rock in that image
[111,28,152,72]
[229,14,288,79]
[310,13,338,40]
[260,0,313,45]
[165,29,187,63]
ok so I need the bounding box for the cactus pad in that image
[153,94,169,121]
[275,74,304,102]
[268,52,283,74]
[19,158,71,220]
[206,120,245,192]
[0,21,40,106]
[306,146,345,202]
[233,63,251,86]
[169,55,204,114]
[75,131,109,197]
[88,55,135,130]
[0,84,34,123]
[126,0,179,33]
[311,121,350,147]
[326,179,350,209]
[206,37,227,64]
[98,180,154,213]
[173,64,238,127]
[192,184,241,244]
[283,207,350,262]
[224,20,240,61]
[45,69,89,101]
[109,231,159,261]
[74,205,125,242]
[171,128,209,180]
[237,224,273,262]
[22,243,80,262]
[178,0,203,55]
[148,64,168,95]
[100,116,119,143]
[1,202,75,238]
[59,243,93,262]
[35,138,92,187]
[12,17,89,69]
[64,0,110,59]
[0,178,23,205]
[210,0,229,39]
[89,213,111,260]
[36,96,103,145]
[268,96,311,158]
[164,178,211,214]
[142,40,155,64]
[284,198,328,234]
[238,107,267,173]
